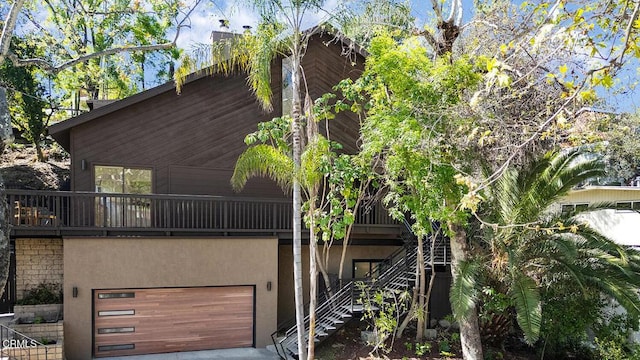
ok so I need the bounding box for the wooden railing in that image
[5,190,399,235]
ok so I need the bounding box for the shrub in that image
[16,283,62,305]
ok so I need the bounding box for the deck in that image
[5,190,403,239]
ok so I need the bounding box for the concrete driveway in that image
[98,348,281,360]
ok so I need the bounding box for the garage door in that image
[93,286,254,357]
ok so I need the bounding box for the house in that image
[4,31,452,359]
[560,185,640,248]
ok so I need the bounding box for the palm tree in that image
[452,147,640,347]
[232,130,332,360]
[176,2,329,358]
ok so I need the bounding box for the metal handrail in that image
[5,189,399,233]
[271,236,453,359]
[0,323,50,360]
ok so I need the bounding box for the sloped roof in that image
[49,27,364,151]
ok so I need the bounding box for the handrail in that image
[0,323,50,360]
[271,235,452,359]
[5,189,399,233]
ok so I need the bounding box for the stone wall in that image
[7,321,64,360]
[16,238,63,300]
[12,321,63,342]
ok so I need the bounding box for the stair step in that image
[319,322,336,330]
[327,317,344,324]
[350,304,378,312]
[388,281,408,288]
[397,276,415,281]
[336,308,353,318]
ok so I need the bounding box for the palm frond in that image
[231,144,294,192]
[450,259,481,321]
[510,272,541,345]
[175,22,287,110]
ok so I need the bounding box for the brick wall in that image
[12,321,64,342]
[16,238,63,300]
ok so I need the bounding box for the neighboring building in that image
[562,185,640,343]
[560,186,640,248]
[6,31,451,359]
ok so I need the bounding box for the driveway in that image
[98,348,281,360]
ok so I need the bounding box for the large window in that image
[95,166,152,227]
[95,166,152,194]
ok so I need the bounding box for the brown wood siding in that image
[303,36,365,154]
[168,166,286,197]
[71,67,282,196]
[69,35,364,197]
[93,286,254,357]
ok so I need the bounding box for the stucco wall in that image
[278,244,398,324]
[562,187,640,246]
[277,244,453,324]
[63,237,278,360]
[16,238,63,300]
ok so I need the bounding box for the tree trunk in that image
[316,247,333,298]
[397,251,419,337]
[0,88,12,298]
[290,53,307,360]
[416,235,425,341]
[448,221,483,360]
[307,194,317,360]
[337,190,364,283]
[423,230,438,334]
[0,0,26,63]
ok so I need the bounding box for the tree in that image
[1,37,50,161]
[333,34,483,349]
[176,2,327,358]
[332,1,640,358]
[468,147,640,346]
[585,111,640,185]
[0,0,199,304]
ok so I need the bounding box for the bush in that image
[593,310,640,360]
[536,284,601,359]
[16,283,62,305]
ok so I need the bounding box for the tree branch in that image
[0,0,26,64]
[611,0,640,68]
[429,0,443,23]
[5,0,204,74]
[8,41,177,72]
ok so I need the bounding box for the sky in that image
[175,0,442,48]
[174,0,638,114]
[3,0,637,114]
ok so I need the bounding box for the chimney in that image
[86,99,116,111]
[219,19,229,31]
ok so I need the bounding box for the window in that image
[95,166,152,227]
[561,203,589,214]
[616,201,633,211]
[95,166,152,194]
[353,259,388,279]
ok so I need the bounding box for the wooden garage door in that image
[93,286,254,357]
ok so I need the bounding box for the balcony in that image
[5,190,402,239]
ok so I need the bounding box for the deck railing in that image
[5,190,398,234]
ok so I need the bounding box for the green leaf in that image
[510,273,541,344]
[450,260,480,321]
[231,144,294,192]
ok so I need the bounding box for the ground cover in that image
[315,319,538,360]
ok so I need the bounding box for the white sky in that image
[176,0,340,49]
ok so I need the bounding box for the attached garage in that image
[93,286,255,357]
